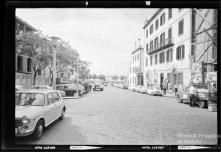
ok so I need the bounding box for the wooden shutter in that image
[182,45,185,59]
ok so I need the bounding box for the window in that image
[160,52,165,63]
[137,54,139,60]
[150,24,154,35]
[146,58,148,66]
[155,19,159,30]
[17,55,23,72]
[160,13,165,26]
[61,73,64,77]
[52,92,61,102]
[38,70,41,76]
[178,72,183,85]
[154,37,159,49]
[146,29,148,38]
[176,45,185,60]
[167,73,171,83]
[178,19,184,35]
[160,33,165,47]
[27,58,32,72]
[168,9,172,19]
[155,54,158,64]
[150,56,153,65]
[47,93,54,105]
[146,43,149,54]
[166,48,173,62]
[150,40,153,52]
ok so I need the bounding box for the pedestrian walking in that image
[189,83,197,107]
[174,83,178,96]
[163,81,167,95]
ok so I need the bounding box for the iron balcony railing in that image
[147,38,174,55]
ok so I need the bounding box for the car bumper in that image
[15,127,34,137]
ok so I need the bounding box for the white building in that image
[143,8,193,89]
[128,43,144,87]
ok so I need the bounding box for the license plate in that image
[183,94,187,99]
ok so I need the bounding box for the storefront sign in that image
[206,72,217,82]
[193,73,202,83]
[192,63,202,73]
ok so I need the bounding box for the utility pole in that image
[76,66,79,97]
[50,36,60,89]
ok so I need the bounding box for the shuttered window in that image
[160,13,165,26]
[146,43,149,54]
[150,56,153,65]
[27,58,32,72]
[17,55,23,72]
[159,52,165,63]
[150,24,154,35]
[155,54,158,64]
[155,19,159,30]
[178,19,184,35]
[168,9,172,19]
[176,45,185,60]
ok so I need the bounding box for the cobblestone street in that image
[16,86,217,145]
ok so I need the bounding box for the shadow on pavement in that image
[15,116,88,145]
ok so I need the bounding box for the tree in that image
[112,75,119,80]
[91,74,97,79]
[16,31,52,85]
[120,75,127,80]
[98,74,106,80]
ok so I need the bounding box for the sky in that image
[16,8,157,76]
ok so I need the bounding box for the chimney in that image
[138,38,141,48]
[135,42,137,49]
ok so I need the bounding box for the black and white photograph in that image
[2,1,220,151]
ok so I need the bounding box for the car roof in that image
[16,89,58,94]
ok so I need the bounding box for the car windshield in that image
[68,84,77,89]
[56,86,64,89]
[15,93,45,106]
[193,83,208,89]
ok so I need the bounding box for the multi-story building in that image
[128,42,144,87]
[143,8,193,89]
[16,17,51,88]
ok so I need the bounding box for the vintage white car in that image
[15,89,66,139]
[146,86,164,96]
[138,86,148,94]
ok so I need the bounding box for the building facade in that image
[128,44,144,87]
[16,17,51,88]
[143,8,193,89]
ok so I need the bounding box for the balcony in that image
[147,38,174,55]
[135,67,144,74]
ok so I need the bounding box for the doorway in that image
[160,73,164,90]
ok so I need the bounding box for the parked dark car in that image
[177,83,217,108]
[93,84,104,91]
[56,84,78,96]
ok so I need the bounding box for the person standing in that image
[163,81,167,95]
[174,83,178,95]
[189,83,197,107]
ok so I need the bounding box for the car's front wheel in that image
[198,100,206,108]
[59,108,65,120]
[32,120,44,139]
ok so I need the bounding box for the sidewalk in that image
[163,91,176,98]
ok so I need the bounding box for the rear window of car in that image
[47,93,54,105]
[16,93,45,106]
[52,92,61,102]
[56,85,64,89]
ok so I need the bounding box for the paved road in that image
[16,86,217,145]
